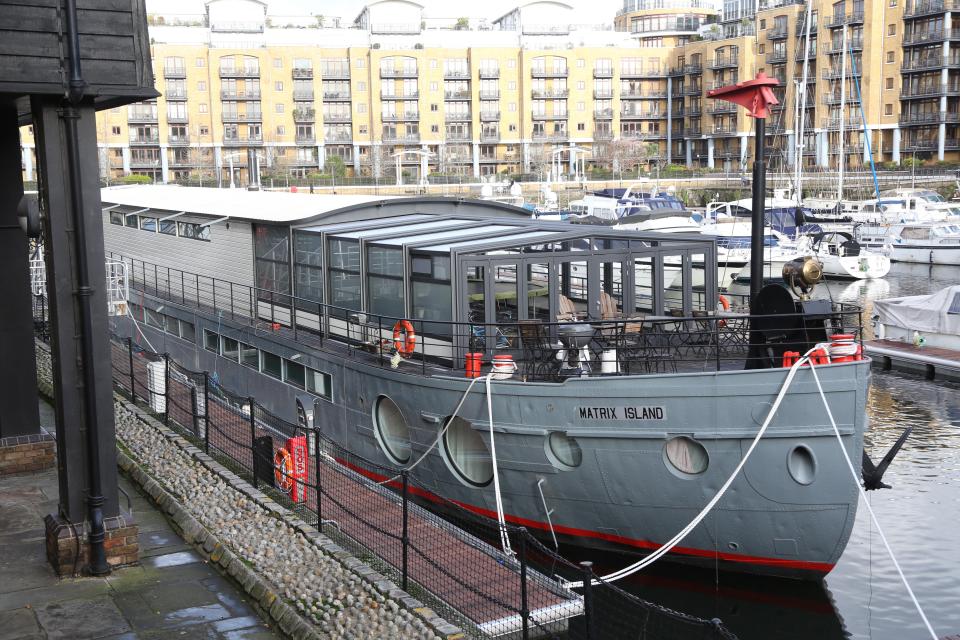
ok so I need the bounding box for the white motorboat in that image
[858,221,960,265]
[801,232,890,279]
[874,285,960,350]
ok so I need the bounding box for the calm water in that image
[604,263,960,640]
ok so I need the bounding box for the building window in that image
[196,57,205,67]
[199,103,208,113]
[276,125,285,135]
[275,81,283,91]
[261,351,282,379]
[204,330,218,352]
[358,81,366,91]
[109,211,124,225]
[758,43,765,54]
[576,80,585,90]
[886,51,894,63]
[431,104,438,111]
[507,81,517,90]
[886,77,894,89]
[577,122,585,131]
[275,103,284,113]
[199,126,209,136]
[759,19,766,29]
[509,103,516,111]
[509,124,517,132]
[111,126,121,136]
[198,81,206,91]
[355,58,365,68]
[888,24,896,35]
[359,125,367,134]
[254,224,291,299]
[273,58,283,68]
[357,103,366,113]
[577,101,585,111]
[507,60,516,68]
[430,59,439,69]
[430,81,439,91]
[431,124,439,133]
[885,104,893,115]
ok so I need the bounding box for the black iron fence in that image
[89,323,741,639]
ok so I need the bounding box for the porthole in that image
[373,396,410,465]
[787,445,817,486]
[545,432,582,470]
[441,416,493,487]
[663,436,709,477]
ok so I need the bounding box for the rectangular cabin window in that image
[240,342,258,368]
[306,369,331,398]
[284,360,306,389]
[254,225,291,300]
[204,329,218,352]
[367,246,405,320]
[160,220,177,236]
[328,238,361,317]
[178,222,210,241]
[125,213,139,229]
[179,319,196,342]
[144,307,163,329]
[220,336,240,361]
[293,231,323,309]
[140,217,158,232]
[411,253,452,337]
[261,351,282,380]
[110,211,124,225]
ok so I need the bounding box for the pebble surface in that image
[113,402,442,640]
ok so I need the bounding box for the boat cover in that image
[874,285,960,334]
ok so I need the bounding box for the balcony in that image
[480,131,500,142]
[686,126,702,135]
[381,111,419,122]
[479,90,500,100]
[899,111,960,125]
[594,130,614,140]
[219,66,260,78]
[620,131,665,140]
[222,136,263,146]
[686,106,702,116]
[822,38,863,54]
[795,44,818,60]
[766,51,788,64]
[902,139,943,152]
[446,132,472,142]
[165,89,187,101]
[168,135,190,146]
[902,29,960,46]
[683,64,703,75]
[531,89,569,98]
[822,66,861,79]
[295,134,316,144]
[220,90,261,100]
[479,68,500,79]
[443,69,471,79]
[708,56,739,70]
[532,131,569,141]
[166,113,189,124]
[128,136,160,145]
[292,67,313,79]
[905,0,960,18]
[322,112,352,123]
[128,112,158,123]
[796,19,818,35]
[620,111,665,120]
[293,108,316,122]
[129,157,161,169]
[381,91,419,100]
[221,113,262,123]
[382,133,420,144]
[445,90,471,100]
[532,112,568,120]
[289,89,313,100]
[902,56,960,72]
[322,91,351,101]
[593,67,614,78]
[901,84,960,98]
[683,85,702,96]
[766,25,789,40]
[380,67,418,78]
[320,66,350,79]
[479,110,500,121]
[822,92,861,105]
[531,68,568,78]
[324,132,354,142]
[168,156,195,168]
[620,68,668,78]
[821,116,863,130]
[708,103,738,114]
[445,111,472,121]
[163,66,186,79]
[593,108,613,120]
[825,12,864,28]
[712,124,739,135]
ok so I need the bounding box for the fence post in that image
[519,528,530,640]
[313,427,322,526]
[401,470,409,592]
[163,353,170,425]
[203,372,211,453]
[126,337,136,399]
[248,396,258,489]
[580,561,594,640]
[189,385,199,437]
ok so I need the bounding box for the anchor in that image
[862,427,913,490]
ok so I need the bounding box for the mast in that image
[838,24,848,203]
[794,0,814,206]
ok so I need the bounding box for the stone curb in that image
[115,396,466,640]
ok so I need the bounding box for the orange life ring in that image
[274,448,294,492]
[718,295,731,311]
[392,319,417,357]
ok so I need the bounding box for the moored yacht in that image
[858,221,960,265]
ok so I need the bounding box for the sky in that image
[146,0,626,25]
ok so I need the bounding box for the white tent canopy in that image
[874,286,960,335]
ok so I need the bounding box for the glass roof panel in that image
[334,218,473,240]
[420,230,557,253]
[297,214,431,234]
[376,224,518,247]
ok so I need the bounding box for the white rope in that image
[807,361,938,640]
[486,375,513,557]
[565,347,817,589]
[376,374,486,486]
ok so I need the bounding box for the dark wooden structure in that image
[0,0,156,574]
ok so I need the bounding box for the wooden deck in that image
[111,340,583,638]
[864,339,960,382]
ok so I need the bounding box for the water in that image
[606,263,960,640]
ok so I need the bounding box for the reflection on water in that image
[609,263,960,639]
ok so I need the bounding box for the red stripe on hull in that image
[337,458,836,576]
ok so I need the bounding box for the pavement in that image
[0,401,282,640]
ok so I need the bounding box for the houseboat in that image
[101,185,870,580]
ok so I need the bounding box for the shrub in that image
[120,174,153,185]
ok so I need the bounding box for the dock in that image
[111,339,584,639]
[864,339,960,382]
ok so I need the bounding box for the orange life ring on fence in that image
[718,295,731,311]
[274,448,294,492]
[392,319,417,357]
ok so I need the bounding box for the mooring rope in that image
[485,374,513,557]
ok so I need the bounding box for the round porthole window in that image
[546,432,582,470]
[663,436,709,477]
[787,445,817,486]
[373,396,410,465]
[441,416,493,487]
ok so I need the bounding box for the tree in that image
[324,155,346,179]
[454,17,469,30]
[315,15,325,28]
[606,139,658,179]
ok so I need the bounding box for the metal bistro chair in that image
[517,320,560,381]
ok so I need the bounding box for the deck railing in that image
[108,252,863,382]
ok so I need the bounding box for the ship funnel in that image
[782,256,822,299]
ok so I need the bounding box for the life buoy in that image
[718,295,731,311]
[392,319,417,357]
[274,448,294,492]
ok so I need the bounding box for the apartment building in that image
[17,0,960,186]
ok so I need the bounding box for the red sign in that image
[286,435,309,503]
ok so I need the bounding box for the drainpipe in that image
[63,0,110,576]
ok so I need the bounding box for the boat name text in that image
[577,406,666,421]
